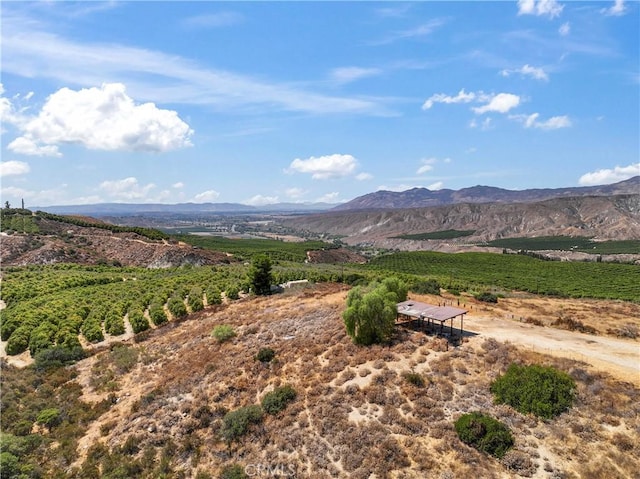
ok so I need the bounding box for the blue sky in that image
[1,1,638,207]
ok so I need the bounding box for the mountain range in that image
[333,176,639,211]
[33,177,639,215]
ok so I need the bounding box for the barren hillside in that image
[283,195,640,248]
[0,217,232,268]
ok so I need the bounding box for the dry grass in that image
[69,283,640,478]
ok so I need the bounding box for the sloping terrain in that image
[283,195,640,247]
[333,176,640,211]
[0,217,232,268]
[60,284,639,478]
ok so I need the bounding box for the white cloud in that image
[9,83,193,156]
[331,67,381,85]
[181,11,244,28]
[285,187,306,199]
[422,89,475,110]
[501,64,549,81]
[578,162,639,185]
[427,181,444,190]
[371,19,445,45]
[287,154,358,180]
[518,0,563,18]
[0,160,30,177]
[316,192,341,203]
[7,137,61,157]
[417,164,433,174]
[1,16,388,116]
[193,190,221,202]
[355,172,373,181]
[511,112,572,129]
[245,195,279,206]
[172,182,184,189]
[559,22,570,36]
[99,177,156,201]
[601,0,627,16]
[470,117,493,130]
[473,93,520,114]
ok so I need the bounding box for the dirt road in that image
[467,314,639,384]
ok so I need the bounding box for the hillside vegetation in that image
[1,284,638,478]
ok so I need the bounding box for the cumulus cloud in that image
[601,0,627,16]
[7,137,61,157]
[8,83,193,157]
[287,154,358,179]
[331,67,382,85]
[559,22,570,36]
[473,93,521,114]
[0,160,30,177]
[422,89,475,110]
[193,190,221,202]
[517,0,564,18]
[427,181,444,190]
[500,64,549,81]
[172,182,184,189]
[99,177,156,201]
[511,112,572,129]
[578,163,639,185]
[245,194,279,206]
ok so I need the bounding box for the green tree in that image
[343,281,400,345]
[37,408,62,431]
[249,254,273,295]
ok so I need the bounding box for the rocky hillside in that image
[0,215,232,268]
[334,176,639,211]
[283,195,640,247]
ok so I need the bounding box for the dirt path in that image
[466,314,639,384]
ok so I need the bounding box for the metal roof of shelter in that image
[397,300,467,322]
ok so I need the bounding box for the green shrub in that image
[168,296,187,319]
[206,287,222,305]
[475,291,498,303]
[255,347,275,363]
[149,302,168,326]
[212,325,236,343]
[261,385,297,415]
[402,371,426,388]
[490,363,576,419]
[219,464,248,479]
[188,286,204,312]
[128,309,150,334]
[6,326,31,355]
[454,412,514,458]
[226,286,240,300]
[220,405,263,443]
[34,346,86,370]
[37,408,62,431]
[410,279,441,295]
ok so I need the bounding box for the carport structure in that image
[396,300,468,339]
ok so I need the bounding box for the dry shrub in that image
[501,450,536,477]
[524,317,545,326]
[358,368,371,377]
[612,432,635,452]
[335,368,356,386]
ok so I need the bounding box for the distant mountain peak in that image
[333,177,639,211]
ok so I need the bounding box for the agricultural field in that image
[484,236,640,255]
[176,234,335,262]
[364,251,640,301]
